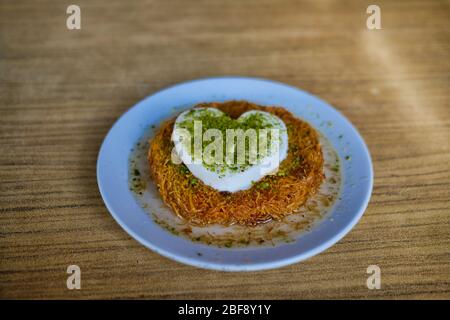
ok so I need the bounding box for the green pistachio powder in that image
[175,109,285,175]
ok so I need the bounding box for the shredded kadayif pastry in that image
[148,100,324,226]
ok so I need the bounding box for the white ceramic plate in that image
[97,77,373,271]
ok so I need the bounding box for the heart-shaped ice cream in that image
[171,108,288,192]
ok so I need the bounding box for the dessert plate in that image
[97,77,373,271]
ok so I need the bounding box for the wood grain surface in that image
[1,0,449,299]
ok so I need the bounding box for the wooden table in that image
[1,0,449,299]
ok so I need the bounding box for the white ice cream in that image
[171,108,288,192]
